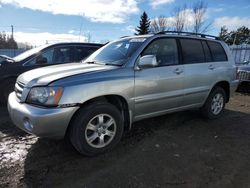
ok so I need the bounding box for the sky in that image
[0,0,249,46]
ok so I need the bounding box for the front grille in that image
[14,82,25,101]
[238,70,250,81]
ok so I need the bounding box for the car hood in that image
[18,63,117,87]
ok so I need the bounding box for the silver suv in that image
[8,32,239,156]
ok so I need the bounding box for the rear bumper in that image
[8,92,79,139]
[230,80,239,95]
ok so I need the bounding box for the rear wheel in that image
[69,102,124,156]
[201,87,226,119]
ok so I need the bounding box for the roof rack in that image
[120,36,130,38]
[156,31,220,40]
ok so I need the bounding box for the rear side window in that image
[201,41,212,62]
[53,47,74,64]
[75,46,98,62]
[180,39,205,64]
[207,41,227,62]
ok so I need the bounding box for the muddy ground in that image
[0,93,250,188]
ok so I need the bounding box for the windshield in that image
[13,44,50,62]
[84,38,146,66]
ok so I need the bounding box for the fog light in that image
[23,118,33,131]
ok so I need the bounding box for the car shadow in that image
[0,107,27,140]
[237,82,250,93]
[21,109,250,187]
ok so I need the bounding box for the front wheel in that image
[69,102,124,156]
[201,87,226,119]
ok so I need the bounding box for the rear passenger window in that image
[53,47,73,64]
[180,39,205,64]
[75,46,98,62]
[201,41,212,62]
[207,41,227,62]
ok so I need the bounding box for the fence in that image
[0,49,26,58]
[230,44,250,65]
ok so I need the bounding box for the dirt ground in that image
[0,93,250,188]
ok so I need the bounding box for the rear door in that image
[134,38,184,119]
[180,38,228,106]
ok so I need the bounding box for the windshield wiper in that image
[104,63,122,66]
[85,61,96,64]
[85,60,122,66]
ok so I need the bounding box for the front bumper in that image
[8,92,79,139]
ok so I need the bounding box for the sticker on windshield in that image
[130,38,146,43]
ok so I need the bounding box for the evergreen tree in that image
[232,26,250,45]
[135,11,151,35]
[218,26,250,45]
[0,32,18,49]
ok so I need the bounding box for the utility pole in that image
[11,25,14,39]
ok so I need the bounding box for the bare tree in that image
[150,16,170,34]
[172,4,188,32]
[192,0,211,33]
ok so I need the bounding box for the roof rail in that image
[156,31,220,40]
[120,35,130,38]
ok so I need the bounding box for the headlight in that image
[27,87,63,106]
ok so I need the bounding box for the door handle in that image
[208,64,215,70]
[174,68,183,74]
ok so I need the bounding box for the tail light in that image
[236,67,239,80]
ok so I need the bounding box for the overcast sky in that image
[0,0,249,46]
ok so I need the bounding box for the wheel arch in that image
[211,81,230,103]
[65,94,131,139]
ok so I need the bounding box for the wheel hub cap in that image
[85,114,116,148]
[211,93,224,115]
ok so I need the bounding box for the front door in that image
[134,38,184,120]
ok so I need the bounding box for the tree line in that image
[135,0,249,45]
[0,32,18,49]
[219,26,250,45]
[135,1,210,35]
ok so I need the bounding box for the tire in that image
[0,79,16,106]
[201,87,226,119]
[69,102,124,156]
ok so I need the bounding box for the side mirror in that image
[36,56,48,64]
[138,55,158,69]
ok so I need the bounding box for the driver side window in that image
[25,48,54,66]
[36,49,53,64]
[142,38,179,66]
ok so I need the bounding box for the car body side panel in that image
[182,62,232,106]
[134,65,184,118]
[51,67,135,119]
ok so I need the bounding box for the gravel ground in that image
[0,93,250,188]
